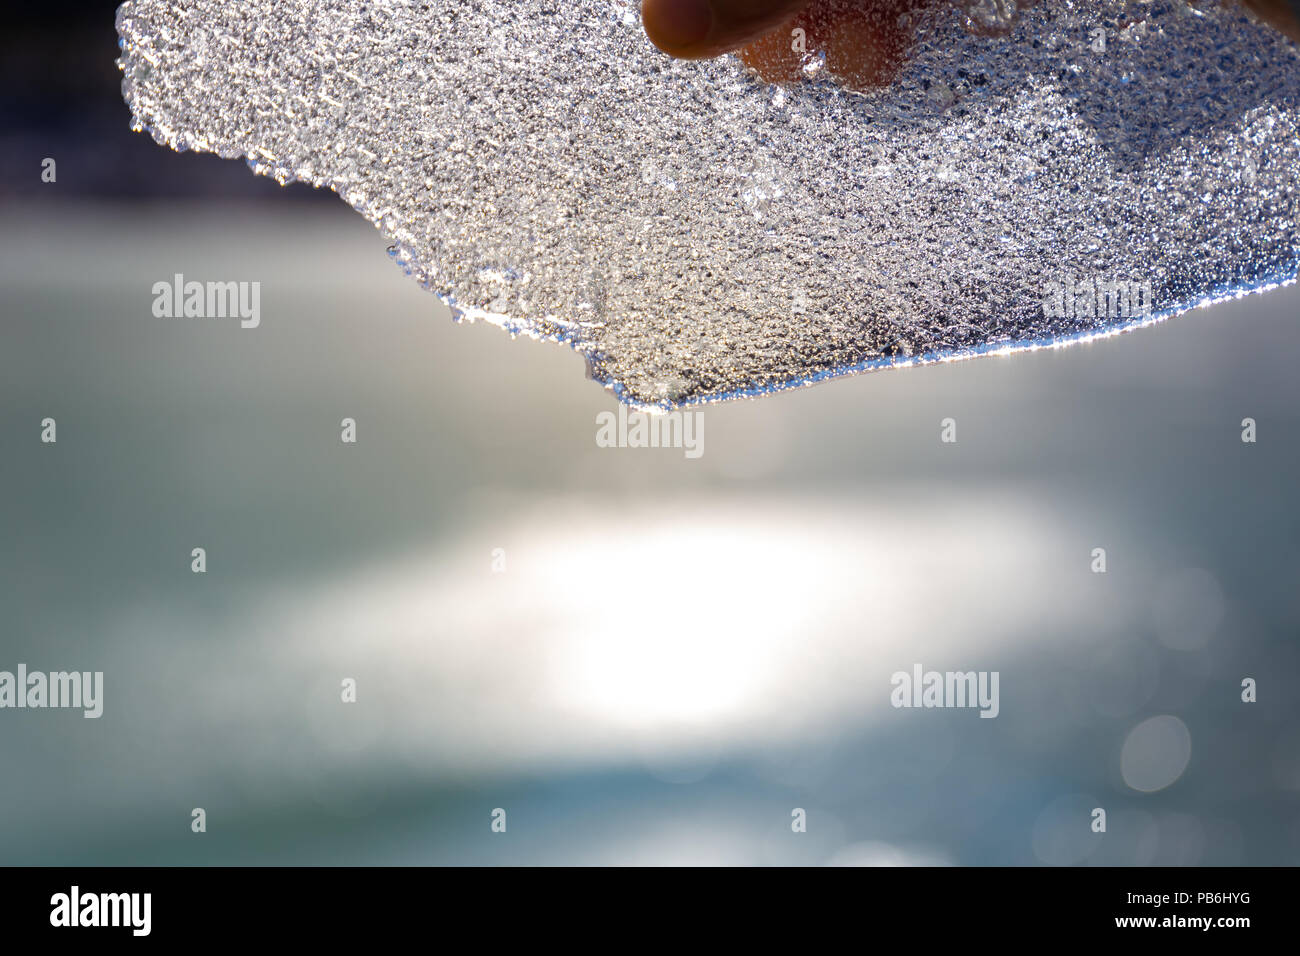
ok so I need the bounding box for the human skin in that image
[641,0,1300,89]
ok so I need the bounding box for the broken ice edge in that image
[116,29,1300,413]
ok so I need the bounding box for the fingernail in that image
[643,0,714,55]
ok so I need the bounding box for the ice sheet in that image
[117,0,1300,407]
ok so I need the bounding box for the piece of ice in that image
[117,0,1300,407]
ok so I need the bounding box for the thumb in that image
[642,0,811,59]
[1242,0,1300,41]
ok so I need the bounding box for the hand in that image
[642,0,935,89]
[641,0,1300,90]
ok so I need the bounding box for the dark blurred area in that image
[0,1,334,201]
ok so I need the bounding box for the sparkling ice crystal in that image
[117,0,1300,407]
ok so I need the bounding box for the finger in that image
[642,0,811,59]
[739,0,931,90]
[1242,0,1300,42]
